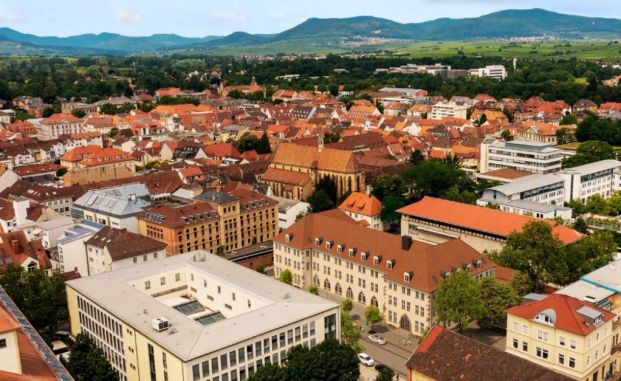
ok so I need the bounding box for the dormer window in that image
[285,233,293,242]
[326,241,333,249]
[404,272,412,282]
[348,248,356,257]
[373,256,382,265]
[361,252,368,260]
[387,260,395,269]
[337,244,344,253]
[315,237,323,245]
[534,309,557,326]
[476,260,482,269]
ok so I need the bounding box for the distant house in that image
[337,192,382,230]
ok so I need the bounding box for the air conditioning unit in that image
[152,317,170,332]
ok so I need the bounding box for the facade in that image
[337,191,383,230]
[57,221,104,275]
[560,160,621,203]
[506,294,616,381]
[469,65,508,80]
[71,184,151,233]
[272,197,310,230]
[480,140,565,175]
[398,197,582,252]
[406,325,571,381]
[273,209,496,335]
[429,102,469,120]
[85,226,167,276]
[138,189,278,255]
[34,113,83,141]
[66,252,340,381]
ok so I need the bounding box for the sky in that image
[1,0,621,37]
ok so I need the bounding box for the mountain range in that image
[1,9,621,55]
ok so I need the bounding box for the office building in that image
[480,140,565,174]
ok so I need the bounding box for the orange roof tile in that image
[338,192,381,217]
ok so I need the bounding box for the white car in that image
[368,334,387,345]
[358,352,375,367]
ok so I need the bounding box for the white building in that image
[66,252,340,381]
[71,183,151,233]
[85,226,167,276]
[480,140,564,174]
[469,65,507,80]
[57,220,104,275]
[560,160,621,203]
[429,101,469,120]
[272,197,310,230]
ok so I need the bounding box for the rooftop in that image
[66,252,337,361]
[492,140,560,153]
[581,259,621,293]
[560,159,621,176]
[486,174,564,196]
[73,183,150,217]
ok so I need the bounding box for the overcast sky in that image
[1,0,620,37]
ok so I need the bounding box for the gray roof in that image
[195,190,237,204]
[485,174,564,196]
[494,140,559,152]
[66,252,338,361]
[560,159,621,176]
[581,259,621,293]
[73,183,150,217]
[479,197,571,214]
[57,221,104,245]
[555,280,614,304]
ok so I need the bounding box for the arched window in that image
[400,315,411,331]
[323,279,331,291]
[335,283,342,295]
[358,292,366,305]
[371,296,378,307]
[346,287,353,300]
[313,275,319,286]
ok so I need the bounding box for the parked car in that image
[367,334,387,345]
[358,352,375,367]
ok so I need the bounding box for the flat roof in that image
[492,140,560,153]
[555,280,614,304]
[581,259,621,293]
[486,174,564,196]
[479,197,571,214]
[67,252,337,361]
[560,159,621,176]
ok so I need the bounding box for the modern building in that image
[85,226,167,276]
[138,189,278,255]
[406,325,572,381]
[66,252,340,381]
[398,197,582,252]
[273,209,496,335]
[0,286,74,380]
[469,65,508,80]
[477,174,572,219]
[57,221,104,275]
[337,192,383,230]
[272,197,310,230]
[71,184,151,233]
[429,101,469,120]
[560,160,621,203]
[480,140,565,175]
[506,294,617,381]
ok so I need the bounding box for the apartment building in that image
[429,101,469,120]
[469,65,508,80]
[506,294,616,381]
[57,221,105,275]
[138,189,278,255]
[337,192,383,230]
[480,140,565,174]
[66,252,339,381]
[560,160,621,203]
[398,197,582,252]
[33,113,83,141]
[273,209,496,335]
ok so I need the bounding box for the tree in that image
[563,141,614,168]
[489,221,565,292]
[509,271,533,296]
[558,231,616,286]
[406,159,474,198]
[285,339,359,381]
[371,174,404,201]
[0,266,67,339]
[257,133,272,154]
[573,217,589,233]
[500,129,514,141]
[435,270,483,331]
[341,310,362,351]
[278,269,292,284]
[62,334,119,381]
[316,177,338,204]
[341,299,353,314]
[376,366,395,381]
[556,127,575,144]
[309,285,319,295]
[71,109,86,118]
[108,127,119,137]
[409,149,425,165]
[249,363,287,381]
[608,191,621,215]
[559,113,578,126]
[477,277,520,330]
[380,195,405,225]
[441,186,476,204]
[235,133,261,153]
[363,305,383,331]
[255,266,266,274]
[586,194,609,215]
[42,106,55,117]
[55,168,68,177]
[308,190,335,213]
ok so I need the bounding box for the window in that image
[569,357,575,368]
[175,273,180,281]
[522,341,528,352]
[570,340,576,350]
[558,353,564,365]
[535,347,548,359]
[0,338,6,348]
[559,336,565,346]
[160,277,166,286]
[512,338,518,349]
[145,281,151,290]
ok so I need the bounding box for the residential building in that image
[398,197,582,252]
[480,140,565,175]
[429,102,469,120]
[406,325,572,381]
[0,230,51,275]
[337,191,383,230]
[138,189,278,255]
[272,197,310,230]
[560,160,621,203]
[0,180,79,216]
[85,226,167,276]
[65,252,339,381]
[71,184,150,233]
[57,221,104,275]
[273,209,496,335]
[34,113,83,141]
[469,65,508,80]
[506,294,616,381]
[0,285,73,380]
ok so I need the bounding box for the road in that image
[360,336,410,377]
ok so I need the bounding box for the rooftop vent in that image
[152,317,170,332]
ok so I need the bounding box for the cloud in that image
[117,11,141,23]
[0,10,22,22]
[210,11,247,22]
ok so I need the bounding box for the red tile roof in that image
[398,197,582,245]
[338,192,381,217]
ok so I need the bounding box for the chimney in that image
[129,194,136,202]
[401,236,412,251]
[12,197,30,226]
[11,239,20,254]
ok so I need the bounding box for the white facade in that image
[429,101,469,120]
[0,328,21,375]
[560,160,621,203]
[273,197,310,230]
[57,221,104,275]
[469,65,507,80]
[86,245,167,276]
[480,140,564,174]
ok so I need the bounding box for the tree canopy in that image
[562,140,615,168]
[62,333,119,381]
[435,269,483,331]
